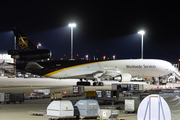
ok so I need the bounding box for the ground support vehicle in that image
[34,92,45,98]
[34,89,50,98]
[7,74,16,78]
[84,91,97,99]
[27,93,40,99]
[159,78,168,85]
[0,93,24,104]
[51,92,63,101]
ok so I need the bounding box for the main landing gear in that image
[76,79,104,86]
[93,82,104,86]
[76,79,91,86]
[76,81,90,86]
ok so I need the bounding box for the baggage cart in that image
[73,86,84,96]
[11,93,24,104]
[98,109,119,120]
[29,111,46,116]
[0,93,11,104]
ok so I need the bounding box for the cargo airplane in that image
[8,28,177,86]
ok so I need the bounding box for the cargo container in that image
[73,86,84,96]
[10,93,24,104]
[96,90,112,98]
[95,90,119,105]
[75,100,99,119]
[112,83,172,93]
[124,98,140,113]
[0,93,10,104]
[45,100,79,119]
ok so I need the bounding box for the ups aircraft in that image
[8,28,178,86]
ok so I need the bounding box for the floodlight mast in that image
[138,30,145,59]
[68,23,76,60]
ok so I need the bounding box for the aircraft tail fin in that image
[8,28,51,61]
[12,28,37,51]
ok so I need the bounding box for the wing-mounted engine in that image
[113,75,122,82]
[113,73,131,82]
[121,73,131,82]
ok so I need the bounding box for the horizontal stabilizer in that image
[25,62,44,70]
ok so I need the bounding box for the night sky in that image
[0,1,180,63]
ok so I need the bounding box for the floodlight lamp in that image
[68,23,76,27]
[138,30,145,35]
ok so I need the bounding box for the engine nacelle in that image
[8,49,51,60]
[114,75,122,82]
[121,73,132,82]
[113,73,131,82]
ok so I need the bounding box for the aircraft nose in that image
[163,62,176,73]
[169,65,176,72]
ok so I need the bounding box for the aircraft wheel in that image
[77,82,82,86]
[77,82,90,86]
[84,82,90,86]
[99,82,104,86]
[93,82,98,86]
[93,82,96,86]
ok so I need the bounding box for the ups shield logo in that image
[19,37,28,49]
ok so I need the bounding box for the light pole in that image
[68,23,76,60]
[138,30,145,59]
[14,36,16,75]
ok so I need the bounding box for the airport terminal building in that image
[0,52,14,76]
